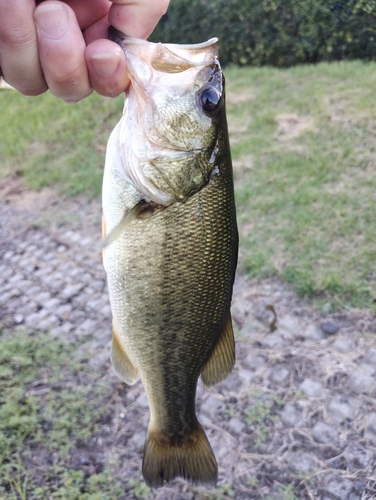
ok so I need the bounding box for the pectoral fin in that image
[102,202,145,249]
[200,313,235,388]
[111,326,140,385]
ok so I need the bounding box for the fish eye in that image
[197,86,221,116]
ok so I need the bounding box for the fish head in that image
[112,30,226,206]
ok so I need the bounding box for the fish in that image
[102,26,238,488]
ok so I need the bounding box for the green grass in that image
[0,327,122,499]
[225,61,376,310]
[1,60,376,309]
[0,90,123,197]
[244,393,282,449]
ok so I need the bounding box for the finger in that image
[34,1,92,102]
[85,38,128,97]
[0,0,47,96]
[83,13,109,45]
[109,0,170,39]
[55,0,110,31]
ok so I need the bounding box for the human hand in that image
[0,0,169,102]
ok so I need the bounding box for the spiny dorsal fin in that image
[200,313,235,388]
[142,421,217,487]
[111,325,140,385]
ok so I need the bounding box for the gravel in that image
[312,421,339,444]
[280,403,302,427]
[299,377,323,397]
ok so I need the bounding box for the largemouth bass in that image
[102,27,238,488]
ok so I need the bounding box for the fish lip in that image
[165,39,219,51]
[109,26,219,73]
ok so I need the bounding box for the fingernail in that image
[91,53,120,77]
[35,3,69,40]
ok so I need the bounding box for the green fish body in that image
[102,29,238,487]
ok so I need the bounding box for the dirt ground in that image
[1,177,376,499]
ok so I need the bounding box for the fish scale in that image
[103,29,238,487]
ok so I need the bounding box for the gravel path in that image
[1,181,376,499]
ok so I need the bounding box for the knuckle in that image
[50,74,92,102]
[10,81,47,97]
[23,85,48,97]
[48,61,83,85]
[1,68,47,96]
[92,83,122,98]
[51,73,76,87]
[62,88,93,104]
[0,25,36,48]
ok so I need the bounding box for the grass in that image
[1,60,376,309]
[244,393,282,449]
[0,327,123,499]
[0,90,122,197]
[226,61,376,311]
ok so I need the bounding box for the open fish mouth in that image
[109,27,219,72]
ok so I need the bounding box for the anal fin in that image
[200,313,235,388]
[111,325,140,385]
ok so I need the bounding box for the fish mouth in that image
[109,27,219,71]
[110,26,218,50]
[108,26,219,80]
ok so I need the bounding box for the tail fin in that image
[142,422,218,488]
